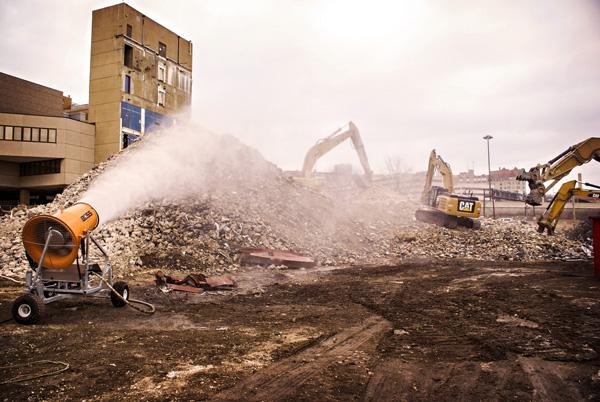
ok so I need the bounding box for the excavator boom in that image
[517,137,600,206]
[421,149,453,203]
[301,121,373,182]
[537,180,600,234]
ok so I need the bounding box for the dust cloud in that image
[79,121,275,226]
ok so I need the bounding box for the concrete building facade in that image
[490,167,527,194]
[0,74,95,207]
[89,3,192,163]
[1,3,193,207]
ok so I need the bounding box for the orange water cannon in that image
[22,202,99,269]
[12,202,131,325]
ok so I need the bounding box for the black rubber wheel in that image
[110,281,129,308]
[12,294,45,325]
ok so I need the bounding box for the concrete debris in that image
[166,364,214,379]
[0,138,593,279]
[394,218,590,262]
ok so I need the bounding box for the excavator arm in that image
[517,137,600,206]
[421,149,454,203]
[301,121,373,181]
[537,180,600,234]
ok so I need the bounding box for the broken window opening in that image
[124,44,133,68]
[158,42,167,58]
[158,87,166,107]
[124,74,132,94]
[158,62,166,82]
[126,24,132,38]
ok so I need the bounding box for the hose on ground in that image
[0,360,69,384]
[0,274,25,285]
[90,272,155,315]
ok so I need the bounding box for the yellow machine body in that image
[22,202,99,269]
[437,194,481,219]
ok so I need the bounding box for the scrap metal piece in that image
[238,248,316,268]
[155,270,236,293]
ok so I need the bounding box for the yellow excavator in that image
[415,149,482,229]
[535,180,600,234]
[517,137,600,234]
[294,121,373,189]
[517,137,600,206]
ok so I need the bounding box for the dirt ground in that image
[1,260,600,401]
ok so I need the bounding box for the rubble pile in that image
[0,134,592,278]
[564,220,593,246]
[395,218,592,261]
[0,136,414,278]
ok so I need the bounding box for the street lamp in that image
[483,135,496,219]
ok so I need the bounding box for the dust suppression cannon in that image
[11,202,130,324]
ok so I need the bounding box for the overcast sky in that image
[1,0,599,183]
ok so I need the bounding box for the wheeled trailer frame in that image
[11,228,129,325]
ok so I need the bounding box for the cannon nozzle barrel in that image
[22,202,99,269]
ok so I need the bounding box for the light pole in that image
[483,135,495,219]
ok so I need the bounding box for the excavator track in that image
[415,209,480,230]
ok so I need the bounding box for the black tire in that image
[110,281,129,308]
[12,294,45,325]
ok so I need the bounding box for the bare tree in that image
[384,156,409,175]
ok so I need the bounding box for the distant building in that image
[0,73,95,207]
[89,3,193,163]
[454,169,489,192]
[490,167,526,194]
[388,166,527,199]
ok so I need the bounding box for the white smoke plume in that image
[79,121,275,226]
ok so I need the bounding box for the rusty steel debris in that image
[155,270,236,293]
[238,248,317,268]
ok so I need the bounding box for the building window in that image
[20,159,61,176]
[126,24,133,38]
[158,61,166,82]
[158,42,167,58]
[178,69,191,93]
[158,87,166,107]
[0,126,57,143]
[124,44,133,68]
[124,74,132,94]
[122,132,140,149]
[4,126,13,140]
